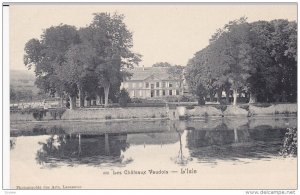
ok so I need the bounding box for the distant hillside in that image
[10,70,39,94]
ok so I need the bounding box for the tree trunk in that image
[104,85,110,108]
[100,96,103,105]
[209,91,215,102]
[249,92,257,104]
[104,133,110,155]
[78,134,82,156]
[78,88,85,108]
[96,95,101,105]
[226,90,230,103]
[233,88,238,106]
[60,97,63,108]
[86,99,91,107]
[234,127,239,143]
[217,89,222,103]
[77,84,84,108]
[69,95,76,110]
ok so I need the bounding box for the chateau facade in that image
[121,67,185,99]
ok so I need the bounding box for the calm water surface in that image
[10,117,296,169]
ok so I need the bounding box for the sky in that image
[9,3,297,71]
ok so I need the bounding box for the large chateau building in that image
[121,67,187,99]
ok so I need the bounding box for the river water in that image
[10,116,297,189]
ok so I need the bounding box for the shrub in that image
[198,98,205,105]
[131,98,143,103]
[49,108,66,120]
[105,115,112,120]
[32,109,46,121]
[186,105,195,110]
[118,88,131,107]
[214,99,227,113]
[279,127,297,157]
[179,95,194,102]
[196,84,207,105]
[160,113,166,118]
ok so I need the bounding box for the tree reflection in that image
[186,125,288,162]
[36,133,132,168]
[10,138,16,150]
[171,126,192,166]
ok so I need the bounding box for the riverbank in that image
[10,116,297,136]
[184,103,297,118]
[10,103,297,122]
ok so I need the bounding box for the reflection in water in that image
[186,128,287,162]
[10,138,16,150]
[10,117,297,168]
[170,130,192,166]
[36,133,132,168]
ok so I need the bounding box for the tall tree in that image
[79,13,141,107]
[213,18,252,105]
[58,43,99,108]
[186,18,297,105]
[24,24,79,102]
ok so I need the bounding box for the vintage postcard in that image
[5,2,298,191]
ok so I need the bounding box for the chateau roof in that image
[126,67,178,81]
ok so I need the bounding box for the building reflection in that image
[11,118,291,167]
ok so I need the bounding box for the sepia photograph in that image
[4,2,298,191]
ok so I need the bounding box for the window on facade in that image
[169,90,172,96]
[156,90,160,96]
[169,83,173,88]
[132,83,136,88]
[151,84,154,89]
[176,90,180,95]
[151,90,154,97]
[162,90,165,96]
[146,82,149,88]
[162,82,166,88]
[156,82,159,88]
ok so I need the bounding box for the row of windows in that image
[150,89,180,97]
[125,81,181,89]
[131,89,180,97]
[146,82,176,88]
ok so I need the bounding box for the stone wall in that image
[182,103,297,118]
[249,104,297,116]
[61,107,168,120]
[10,103,297,122]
